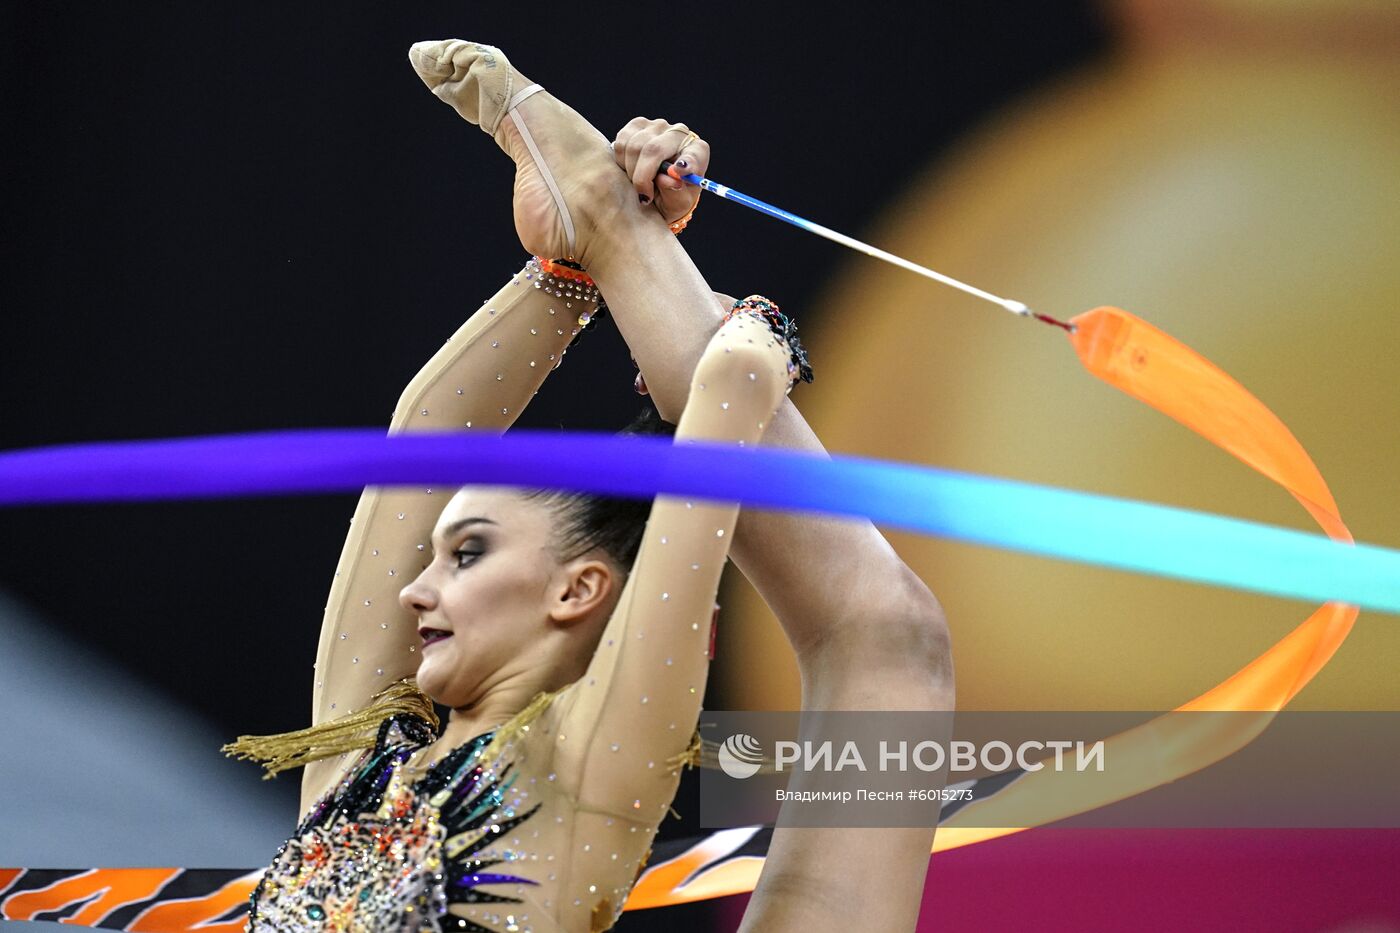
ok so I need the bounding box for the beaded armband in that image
[529,256,598,306]
[530,256,608,348]
[724,295,815,385]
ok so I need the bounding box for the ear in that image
[547,557,616,626]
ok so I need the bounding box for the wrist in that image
[666,201,697,235]
[528,257,608,348]
[724,296,815,385]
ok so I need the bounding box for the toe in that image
[407,40,456,87]
[407,40,520,135]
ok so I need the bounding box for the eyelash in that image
[454,548,483,569]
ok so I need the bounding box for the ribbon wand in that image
[659,160,1075,331]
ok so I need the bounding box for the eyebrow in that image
[433,516,499,548]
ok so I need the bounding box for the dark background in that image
[1,2,1108,928]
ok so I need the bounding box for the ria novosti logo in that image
[718,733,765,779]
[716,733,1106,778]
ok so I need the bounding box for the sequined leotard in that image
[247,261,794,933]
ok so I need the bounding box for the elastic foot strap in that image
[507,83,577,258]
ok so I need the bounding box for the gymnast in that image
[229,39,952,933]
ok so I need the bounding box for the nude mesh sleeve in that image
[546,310,794,820]
[301,261,594,809]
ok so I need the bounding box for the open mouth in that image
[418,627,452,647]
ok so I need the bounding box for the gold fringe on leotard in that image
[667,732,781,777]
[222,678,441,779]
[223,677,779,783]
[692,735,783,775]
[667,731,705,775]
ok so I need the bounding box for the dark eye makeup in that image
[453,536,487,568]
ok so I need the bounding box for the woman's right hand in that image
[611,117,710,226]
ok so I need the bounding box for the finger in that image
[633,123,690,203]
[610,129,634,172]
[662,136,707,220]
[613,119,656,192]
[611,117,649,172]
[622,119,670,204]
[614,115,651,143]
[673,136,711,183]
[657,130,698,191]
[656,166,685,192]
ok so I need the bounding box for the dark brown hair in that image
[522,405,676,569]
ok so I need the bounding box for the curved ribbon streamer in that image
[0,308,1388,924]
[0,431,1396,613]
[913,307,1362,859]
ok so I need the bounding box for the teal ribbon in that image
[1,428,1395,614]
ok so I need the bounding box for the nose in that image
[398,568,438,613]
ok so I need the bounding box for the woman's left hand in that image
[612,117,709,226]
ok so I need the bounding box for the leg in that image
[599,131,953,933]
[580,154,954,933]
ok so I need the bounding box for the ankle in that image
[578,199,675,278]
[566,165,640,270]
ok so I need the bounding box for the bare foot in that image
[408,40,632,267]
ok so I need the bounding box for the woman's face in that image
[397,487,566,709]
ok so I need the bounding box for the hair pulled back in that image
[522,405,676,570]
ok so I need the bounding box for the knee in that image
[802,565,953,706]
[881,567,954,700]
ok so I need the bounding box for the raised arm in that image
[548,306,794,817]
[300,260,597,812]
